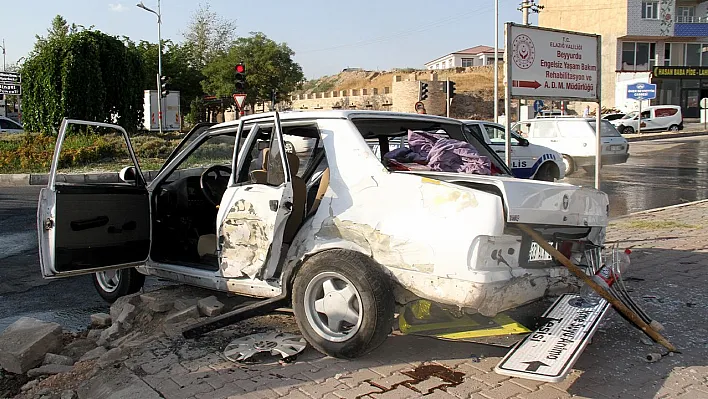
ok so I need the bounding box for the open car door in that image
[37,119,150,278]
[217,112,296,280]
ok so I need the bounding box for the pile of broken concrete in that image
[0,286,231,399]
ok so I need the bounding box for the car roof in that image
[212,110,466,129]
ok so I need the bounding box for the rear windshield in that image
[351,118,511,176]
[588,120,623,137]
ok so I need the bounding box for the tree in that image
[21,17,144,133]
[201,32,304,112]
[182,2,237,69]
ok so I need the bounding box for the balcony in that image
[675,16,708,36]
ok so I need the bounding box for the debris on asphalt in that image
[78,347,107,362]
[223,332,307,362]
[645,352,662,363]
[639,336,654,346]
[198,296,225,317]
[470,354,480,362]
[0,317,64,374]
[89,313,112,329]
[27,364,74,377]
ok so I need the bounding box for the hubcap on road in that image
[304,272,363,342]
[96,270,120,293]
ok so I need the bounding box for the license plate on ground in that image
[528,242,553,262]
[495,294,611,382]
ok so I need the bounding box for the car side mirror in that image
[119,166,137,184]
[519,138,530,146]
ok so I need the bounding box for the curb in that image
[610,198,708,221]
[624,130,708,142]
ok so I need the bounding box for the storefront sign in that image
[505,23,599,101]
[652,66,708,78]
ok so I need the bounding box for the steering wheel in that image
[200,165,232,207]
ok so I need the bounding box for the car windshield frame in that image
[622,112,637,120]
[588,120,624,137]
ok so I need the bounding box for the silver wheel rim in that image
[670,126,678,132]
[303,272,363,343]
[96,270,121,293]
[563,157,571,173]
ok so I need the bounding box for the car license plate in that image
[609,144,623,151]
[528,242,553,262]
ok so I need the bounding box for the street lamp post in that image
[137,0,163,134]
[1,39,6,72]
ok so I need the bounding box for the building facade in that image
[424,46,504,70]
[540,0,708,117]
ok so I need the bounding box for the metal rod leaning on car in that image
[517,223,677,353]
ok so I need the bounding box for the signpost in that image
[626,83,656,134]
[0,72,21,96]
[533,99,544,115]
[505,23,601,188]
[701,97,708,130]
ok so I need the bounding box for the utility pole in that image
[137,0,163,134]
[519,0,543,25]
[1,39,6,72]
[494,0,499,123]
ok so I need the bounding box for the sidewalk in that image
[11,201,708,399]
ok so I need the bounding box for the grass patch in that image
[611,220,699,230]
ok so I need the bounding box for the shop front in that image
[652,66,708,118]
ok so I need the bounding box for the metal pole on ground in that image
[595,35,602,190]
[638,100,642,135]
[504,24,512,168]
[446,78,450,118]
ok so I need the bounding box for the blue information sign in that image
[533,100,544,112]
[627,83,657,101]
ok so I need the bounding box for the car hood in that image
[405,171,608,227]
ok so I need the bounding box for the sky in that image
[1,0,537,79]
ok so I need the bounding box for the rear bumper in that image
[574,153,629,166]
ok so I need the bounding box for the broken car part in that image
[223,332,307,361]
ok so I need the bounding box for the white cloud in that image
[108,3,126,12]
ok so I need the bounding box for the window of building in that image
[461,58,474,67]
[642,1,659,19]
[686,43,702,66]
[664,43,671,66]
[621,42,656,71]
[677,6,695,23]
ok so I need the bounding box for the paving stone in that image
[61,339,97,362]
[44,353,75,366]
[477,381,531,399]
[27,363,74,377]
[340,369,381,388]
[86,329,103,342]
[297,378,348,398]
[165,305,200,324]
[174,298,199,311]
[445,376,488,398]
[109,293,142,322]
[115,303,138,328]
[97,347,125,368]
[79,346,107,362]
[141,291,175,313]
[97,323,122,347]
[20,379,39,391]
[60,390,78,399]
[0,317,63,374]
[90,313,112,328]
[198,296,225,317]
[194,383,247,399]
[78,366,161,399]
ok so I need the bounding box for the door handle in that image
[269,200,279,211]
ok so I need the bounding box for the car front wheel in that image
[562,155,575,175]
[534,162,559,182]
[622,126,635,135]
[669,124,679,132]
[292,250,394,359]
[93,268,146,303]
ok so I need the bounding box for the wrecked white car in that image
[37,111,609,359]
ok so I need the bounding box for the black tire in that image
[92,268,146,303]
[534,162,558,182]
[292,250,395,359]
[668,124,679,132]
[622,126,635,135]
[562,155,575,175]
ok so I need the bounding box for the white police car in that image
[462,120,565,181]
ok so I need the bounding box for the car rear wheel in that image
[93,268,145,303]
[534,162,559,182]
[669,124,679,132]
[562,155,575,175]
[622,126,635,135]
[292,250,394,359]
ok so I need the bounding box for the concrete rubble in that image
[43,354,74,367]
[0,317,63,374]
[89,314,111,329]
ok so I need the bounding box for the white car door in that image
[217,112,295,280]
[481,123,538,177]
[37,119,150,278]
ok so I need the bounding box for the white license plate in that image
[609,145,623,151]
[528,242,553,262]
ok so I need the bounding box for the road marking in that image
[0,231,37,260]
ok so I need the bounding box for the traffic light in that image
[235,63,246,93]
[444,81,456,98]
[160,75,170,98]
[419,82,429,101]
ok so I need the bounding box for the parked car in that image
[602,113,626,121]
[38,111,609,359]
[462,120,566,181]
[0,116,24,133]
[513,117,629,175]
[609,105,683,135]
